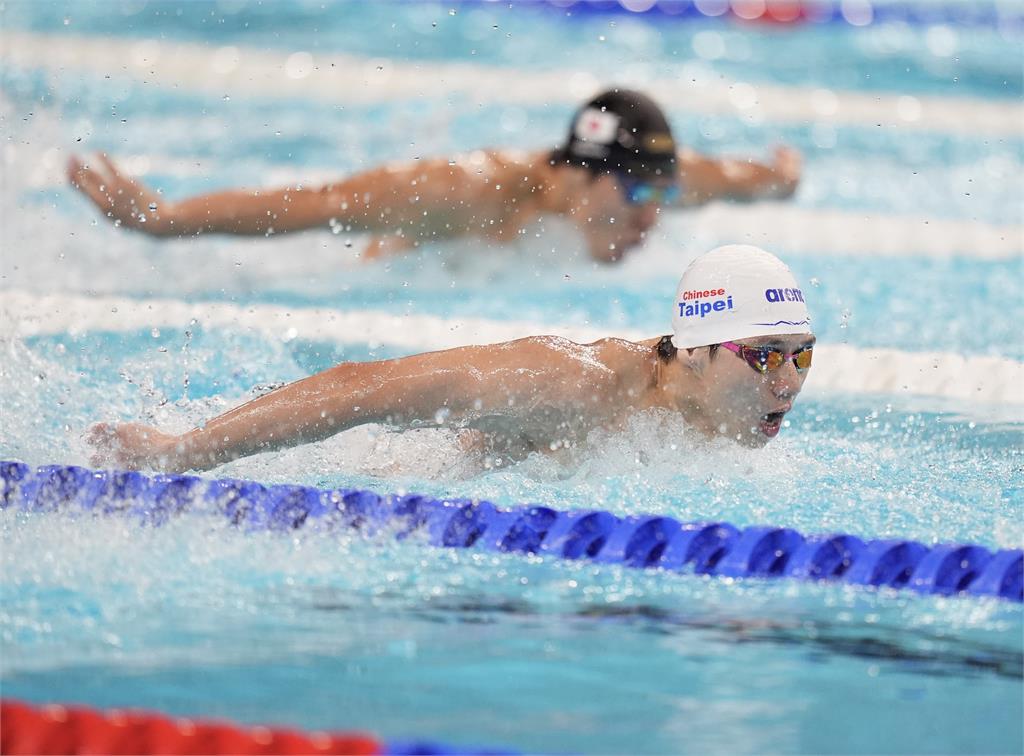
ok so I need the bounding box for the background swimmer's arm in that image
[672,145,802,206]
[89,339,571,472]
[68,154,482,240]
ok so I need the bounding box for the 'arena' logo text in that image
[765,287,805,303]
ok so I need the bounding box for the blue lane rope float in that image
[2,461,1021,603]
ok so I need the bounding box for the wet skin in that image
[88,332,815,473]
[67,146,801,263]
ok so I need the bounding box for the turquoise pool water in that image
[1,2,1022,753]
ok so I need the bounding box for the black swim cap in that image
[553,88,677,178]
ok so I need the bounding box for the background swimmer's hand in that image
[765,145,802,198]
[68,154,174,236]
[87,422,177,471]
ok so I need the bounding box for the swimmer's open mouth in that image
[759,411,786,437]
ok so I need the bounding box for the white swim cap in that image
[671,244,812,349]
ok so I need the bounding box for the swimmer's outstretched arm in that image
[87,338,601,473]
[674,145,802,206]
[67,153,483,241]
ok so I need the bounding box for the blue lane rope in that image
[2,461,1021,602]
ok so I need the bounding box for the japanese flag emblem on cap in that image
[573,108,619,146]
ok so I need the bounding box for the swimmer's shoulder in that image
[454,149,552,179]
[517,335,654,384]
[595,336,657,367]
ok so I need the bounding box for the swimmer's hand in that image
[87,422,178,471]
[68,154,173,236]
[764,146,801,199]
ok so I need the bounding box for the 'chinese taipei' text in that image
[678,288,733,318]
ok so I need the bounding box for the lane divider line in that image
[3,31,1021,137]
[2,461,1021,602]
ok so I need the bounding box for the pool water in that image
[1,1,1022,753]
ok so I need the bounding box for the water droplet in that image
[449,8,456,15]
[148,202,158,211]
[151,328,160,338]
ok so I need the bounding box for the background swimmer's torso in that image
[1,2,1022,754]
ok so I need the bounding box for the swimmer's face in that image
[697,333,815,447]
[574,172,670,263]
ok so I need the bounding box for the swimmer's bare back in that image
[88,336,661,473]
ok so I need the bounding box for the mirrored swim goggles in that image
[616,173,681,206]
[721,341,814,375]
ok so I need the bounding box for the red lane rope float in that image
[0,699,381,756]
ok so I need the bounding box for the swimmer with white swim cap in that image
[68,89,801,264]
[90,245,815,473]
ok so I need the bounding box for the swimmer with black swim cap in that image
[69,88,802,264]
[89,245,816,473]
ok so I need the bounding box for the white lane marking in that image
[3,290,1022,406]
[3,32,1021,137]
[665,203,1021,260]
